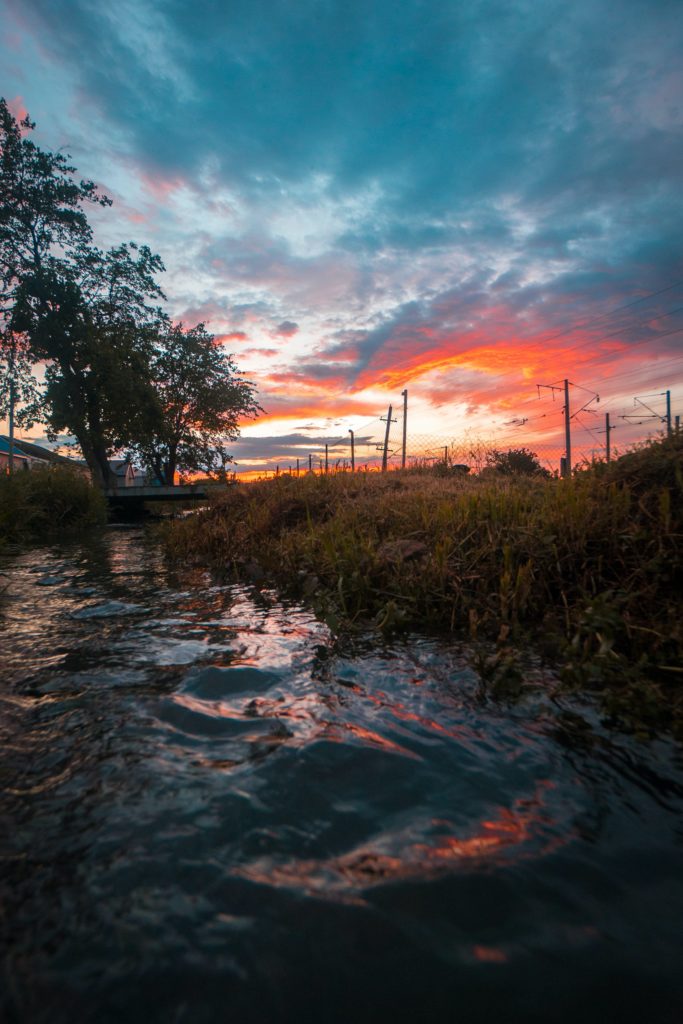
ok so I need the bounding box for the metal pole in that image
[325,444,328,474]
[401,388,407,469]
[349,429,355,472]
[381,405,392,472]
[605,412,611,462]
[666,390,672,436]
[563,378,571,478]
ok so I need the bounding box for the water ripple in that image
[1,530,682,1024]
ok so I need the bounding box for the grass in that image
[164,434,683,734]
[0,465,106,544]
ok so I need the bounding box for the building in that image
[0,436,32,472]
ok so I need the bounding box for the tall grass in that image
[165,435,683,728]
[0,465,106,543]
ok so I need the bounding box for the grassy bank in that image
[0,465,106,544]
[165,435,683,731]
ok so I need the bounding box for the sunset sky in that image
[2,0,683,473]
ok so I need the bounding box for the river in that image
[1,527,682,1023]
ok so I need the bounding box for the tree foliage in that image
[0,97,261,487]
[485,447,551,477]
[128,323,262,485]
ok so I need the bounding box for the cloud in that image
[273,321,298,337]
[2,0,682,450]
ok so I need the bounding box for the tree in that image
[12,242,167,487]
[1,98,168,487]
[128,322,261,485]
[1,97,109,470]
[485,447,551,477]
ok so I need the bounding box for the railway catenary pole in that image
[563,378,572,478]
[381,405,393,472]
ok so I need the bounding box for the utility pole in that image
[296,457,300,476]
[308,453,312,473]
[349,429,355,472]
[381,404,393,472]
[563,378,571,478]
[605,412,611,462]
[443,445,448,466]
[325,444,329,474]
[666,390,672,436]
[676,415,681,434]
[8,374,15,474]
[401,389,408,469]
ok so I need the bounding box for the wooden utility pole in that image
[8,375,15,474]
[666,390,672,436]
[605,412,611,462]
[349,429,355,472]
[401,389,407,469]
[563,378,571,478]
[381,404,392,472]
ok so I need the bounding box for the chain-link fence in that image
[228,391,679,479]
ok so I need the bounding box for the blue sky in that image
[2,0,682,470]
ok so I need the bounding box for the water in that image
[1,529,682,1023]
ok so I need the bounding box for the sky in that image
[2,0,683,474]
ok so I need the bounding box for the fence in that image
[225,384,681,480]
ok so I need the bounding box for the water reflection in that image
[1,529,682,1024]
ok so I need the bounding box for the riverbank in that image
[165,434,683,733]
[0,465,106,544]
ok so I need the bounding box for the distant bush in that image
[0,465,106,543]
[484,447,551,477]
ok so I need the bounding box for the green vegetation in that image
[165,434,683,733]
[484,446,551,477]
[0,465,106,543]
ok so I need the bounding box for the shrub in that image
[484,447,551,477]
[0,465,106,542]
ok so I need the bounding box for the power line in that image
[533,279,683,348]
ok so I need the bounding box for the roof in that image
[0,437,29,460]
[109,459,134,476]
[0,435,79,465]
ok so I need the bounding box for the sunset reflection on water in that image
[2,530,683,1024]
